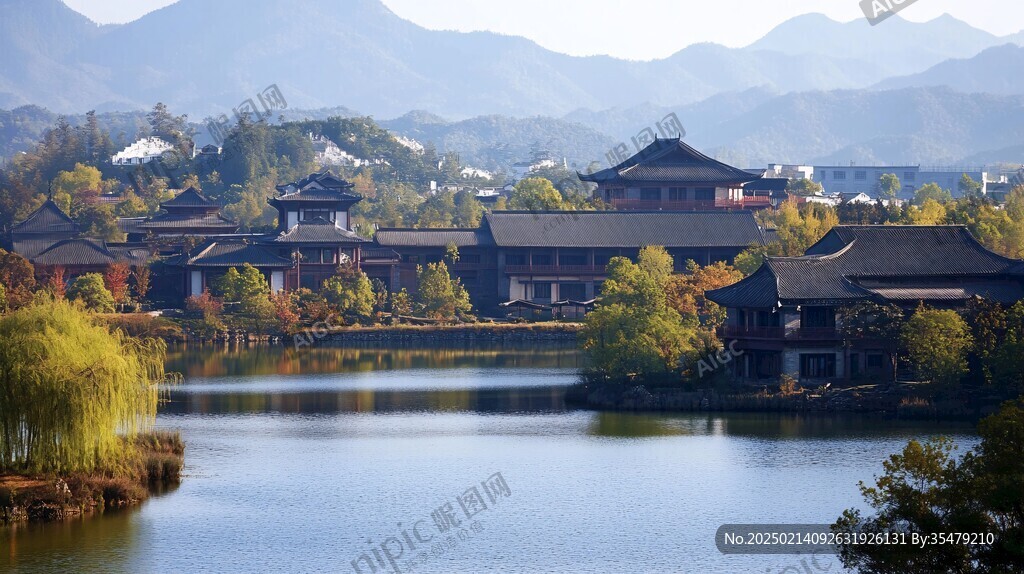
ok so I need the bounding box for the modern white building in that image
[111,137,175,166]
[813,164,988,198]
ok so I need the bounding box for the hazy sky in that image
[63,0,1024,60]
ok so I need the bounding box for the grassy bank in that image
[0,431,184,524]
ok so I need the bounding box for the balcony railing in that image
[610,197,772,211]
[503,264,607,275]
[720,325,842,341]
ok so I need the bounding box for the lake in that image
[1,344,975,573]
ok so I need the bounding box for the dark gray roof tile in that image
[484,210,764,248]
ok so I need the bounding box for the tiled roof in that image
[579,138,763,185]
[361,248,400,261]
[859,280,1024,304]
[12,238,62,260]
[12,200,79,235]
[271,217,367,243]
[178,241,293,268]
[707,225,1024,308]
[161,187,216,208]
[31,239,147,267]
[273,170,360,203]
[138,212,238,230]
[483,211,765,248]
[117,217,148,234]
[374,228,493,248]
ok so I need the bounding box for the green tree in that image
[391,288,412,323]
[453,190,484,227]
[914,182,953,205]
[321,264,376,324]
[877,173,901,199]
[958,173,983,198]
[904,197,948,225]
[67,273,116,312]
[0,299,167,473]
[833,400,1024,574]
[223,265,274,332]
[986,301,1024,395]
[415,261,471,320]
[732,244,770,276]
[901,306,972,386]
[761,199,839,256]
[580,248,695,377]
[509,177,566,211]
[785,178,823,196]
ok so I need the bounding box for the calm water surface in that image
[2,344,975,574]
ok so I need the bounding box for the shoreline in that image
[565,382,1009,421]
[0,432,184,526]
[163,320,583,345]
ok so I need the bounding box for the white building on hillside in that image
[111,137,175,166]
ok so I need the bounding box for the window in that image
[303,210,332,222]
[321,249,336,264]
[904,172,916,182]
[854,171,866,181]
[695,187,715,201]
[531,253,552,266]
[533,282,551,299]
[833,171,847,180]
[505,253,526,266]
[460,253,481,264]
[559,252,587,266]
[801,306,835,328]
[867,354,884,368]
[607,188,625,199]
[668,187,686,201]
[640,187,661,200]
[559,283,587,301]
[800,354,836,378]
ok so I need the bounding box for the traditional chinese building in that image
[372,210,766,316]
[29,238,149,280]
[135,187,239,239]
[174,240,294,297]
[707,226,1024,384]
[580,138,771,211]
[10,199,81,260]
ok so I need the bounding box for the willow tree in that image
[0,298,168,474]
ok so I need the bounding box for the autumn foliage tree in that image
[133,264,152,303]
[104,262,132,311]
[46,266,67,300]
[666,260,744,329]
[0,249,37,310]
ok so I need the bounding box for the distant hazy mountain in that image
[747,13,1015,76]
[2,0,1020,118]
[696,88,1024,167]
[0,0,118,109]
[873,44,1024,95]
[379,87,1024,169]
[379,113,617,171]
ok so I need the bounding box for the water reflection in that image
[166,342,583,380]
[2,345,982,574]
[163,385,569,415]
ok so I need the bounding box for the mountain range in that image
[1,0,1023,168]
[1,0,1023,119]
